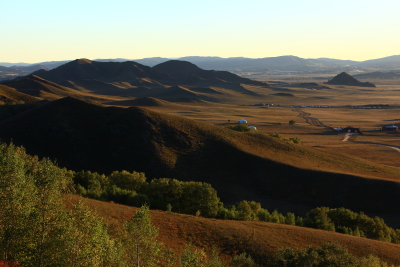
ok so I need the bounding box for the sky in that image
[1,0,400,63]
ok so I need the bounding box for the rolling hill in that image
[0,84,40,103]
[67,195,400,265]
[3,74,122,102]
[1,97,400,222]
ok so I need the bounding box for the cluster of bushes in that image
[227,124,252,132]
[268,133,301,144]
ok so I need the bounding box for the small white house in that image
[238,119,247,124]
[248,126,257,130]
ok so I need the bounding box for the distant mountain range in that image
[2,55,400,76]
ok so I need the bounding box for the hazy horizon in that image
[2,0,399,63]
[2,54,400,65]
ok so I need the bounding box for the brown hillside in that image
[0,84,40,103]
[107,97,175,107]
[66,195,400,265]
[1,97,400,221]
[4,75,125,102]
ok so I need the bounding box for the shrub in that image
[228,124,251,132]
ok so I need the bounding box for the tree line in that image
[73,167,400,245]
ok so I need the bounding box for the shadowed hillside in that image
[1,97,400,220]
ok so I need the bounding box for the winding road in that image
[295,108,400,154]
[295,108,324,127]
[343,133,400,153]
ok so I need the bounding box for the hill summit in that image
[326,72,376,87]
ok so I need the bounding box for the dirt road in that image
[342,133,400,153]
[295,108,324,126]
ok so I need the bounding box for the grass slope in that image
[66,195,400,265]
[0,84,40,103]
[4,75,129,102]
[1,97,400,220]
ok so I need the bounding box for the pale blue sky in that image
[1,0,399,63]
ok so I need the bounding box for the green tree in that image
[180,243,206,267]
[28,158,74,267]
[0,144,37,264]
[236,201,253,221]
[109,170,146,191]
[230,252,257,267]
[180,182,220,217]
[64,199,121,267]
[285,213,296,225]
[121,205,162,267]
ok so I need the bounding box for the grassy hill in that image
[0,84,40,103]
[3,75,131,102]
[65,195,400,265]
[1,97,400,220]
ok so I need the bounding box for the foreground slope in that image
[1,97,400,218]
[66,195,400,265]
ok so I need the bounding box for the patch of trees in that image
[304,207,400,243]
[269,243,397,267]
[75,171,221,218]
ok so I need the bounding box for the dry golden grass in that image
[64,195,400,265]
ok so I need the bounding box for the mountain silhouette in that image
[326,72,376,87]
[31,59,172,84]
[153,60,267,86]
